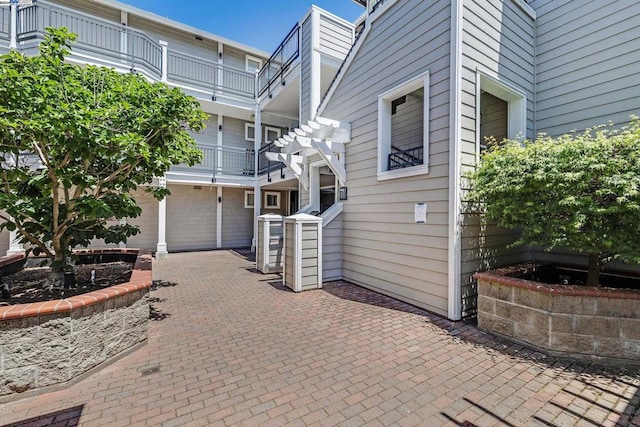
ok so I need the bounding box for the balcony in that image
[257,23,300,98]
[172,145,255,178]
[4,1,257,102]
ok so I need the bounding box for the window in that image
[245,123,255,141]
[264,191,281,209]
[244,191,255,208]
[476,71,526,161]
[377,71,430,180]
[246,55,262,73]
[265,126,281,142]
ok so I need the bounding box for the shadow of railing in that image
[1,405,84,427]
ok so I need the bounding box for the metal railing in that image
[257,141,284,176]
[0,7,10,41]
[11,1,256,100]
[182,146,255,177]
[388,145,423,170]
[168,50,256,99]
[257,23,299,97]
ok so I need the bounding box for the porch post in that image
[252,109,262,251]
[159,40,168,82]
[216,186,222,249]
[7,219,24,255]
[156,176,168,258]
[9,4,17,50]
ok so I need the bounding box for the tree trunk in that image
[585,253,601,287]
[47,251,66,286]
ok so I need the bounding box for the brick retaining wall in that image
[0,249,151,397]
[475,264,640,364]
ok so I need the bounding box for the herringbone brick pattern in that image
[1,250,638,426]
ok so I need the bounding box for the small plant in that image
[467,118,640,286]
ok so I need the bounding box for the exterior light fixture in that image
[339,186,348,201]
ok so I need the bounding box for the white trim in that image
[244,190,255,208]
[245,55,262,73]
[156,176,168,257]
[264,126,282,142]
[264,191,281,209]
[511,0,536,20]
[320,202,343,226]
[317,22,370,115]
[476,69,527,147]
[216,186,222,249]
[295,221,302,291]
[377,70,430,180]
[447,0,463,321]
[368,0,400,21]
[310,8,322,121]
[245,123,255,141]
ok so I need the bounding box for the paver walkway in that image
[0,250,639,427]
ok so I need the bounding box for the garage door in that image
[127,188,159,250]
[166,184,217,252]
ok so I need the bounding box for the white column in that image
[156,176,168,257]
[216,186,222,249]
[120,11,128,61]
[251,109,262,251]
[159,40,168,82]
[310,8,322,119]
[9,4,17,50]
[215,43,223,100]
[7,225,24,255]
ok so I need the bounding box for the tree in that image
[0,28,206,279]
[467,118,640,286]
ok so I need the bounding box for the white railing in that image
[10,1,256,100]
[168,50,255,99]
[0,7,10,41]
[174,146,255,177]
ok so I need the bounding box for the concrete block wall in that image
[476,268,640,364]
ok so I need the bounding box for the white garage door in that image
[166,184,217,252]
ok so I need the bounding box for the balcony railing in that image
[388,145,423,170]
[6,1,256,101]
[168,50,255,99]
[257,141,284,176]
[257,23,299,97]
[174,146,255,177]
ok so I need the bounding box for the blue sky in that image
[117,0,365,53]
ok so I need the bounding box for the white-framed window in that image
[475,71,526,162]
[245,123,255,141]
[246,55,262,73]
[244,190,255,208]
[265,126,281,142]
[264,191,281,209]
[377,70,430,181]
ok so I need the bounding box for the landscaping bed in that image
[0,249,152,399]
[475,263,640,365]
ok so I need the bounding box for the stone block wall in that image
[0,249,152,398]
[475,265,640,364]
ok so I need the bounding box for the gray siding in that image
[322,214,343,281]
[221,187,253,248]
[166,184,217,251]
[223,45,247,71]
[391,89,424,151]
[301,223,320,290]
[284,222,295,286]
[300,16,313,124]
[51,0,121,24]
[459,0,535,316]
[321,0,452,317]
[531,0,640,135]
[127,188,159,250]
[223,117,253,150]
[128,15,218,62]
[319,14,353,59]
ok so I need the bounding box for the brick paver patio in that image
[1,250,639,426]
